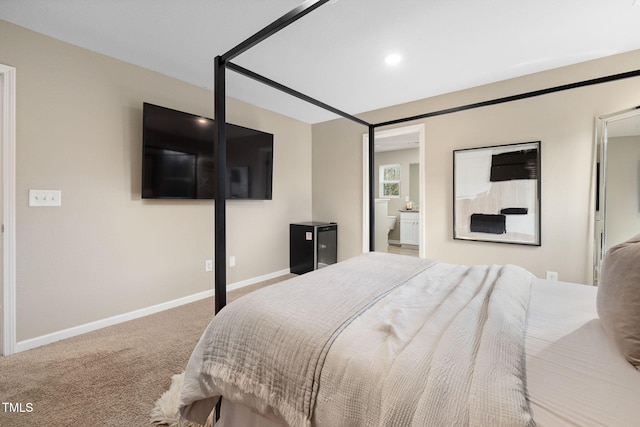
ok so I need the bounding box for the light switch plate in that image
[29,190,62,207]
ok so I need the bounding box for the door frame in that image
[362,123,425,257]
[1,64,17,356]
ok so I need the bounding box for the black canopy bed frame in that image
[213,0,640,314]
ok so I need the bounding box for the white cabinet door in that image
[400,212,419,245]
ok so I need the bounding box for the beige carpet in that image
[0,275,294,427]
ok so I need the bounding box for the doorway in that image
[362,124,425,257]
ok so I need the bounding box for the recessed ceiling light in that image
[197,118,208,124]
[384,53,403,66]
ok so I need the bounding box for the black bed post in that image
[214,55,227,314]
[369,126,376,252]
[211,0,335,317]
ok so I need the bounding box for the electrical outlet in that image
[205,260,213,272]
[229,256,236,267]
[545,271,558,281]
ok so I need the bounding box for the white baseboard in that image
[226,268,290,292]
[15,268,291,353]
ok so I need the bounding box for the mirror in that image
[594,106,640,284]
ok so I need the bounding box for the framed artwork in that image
[453,141,541,246]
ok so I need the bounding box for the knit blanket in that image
[179,253,534,427]
[312,261,535,426]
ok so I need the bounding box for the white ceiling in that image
[375,132,420,152]
[2,0,640,124]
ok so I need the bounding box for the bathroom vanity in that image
[399,210,420,246]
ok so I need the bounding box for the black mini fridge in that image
[290,222,337,274]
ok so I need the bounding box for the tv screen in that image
[142,103,273,200]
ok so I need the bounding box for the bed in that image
[177,251,640,427]
[173,2,640,424]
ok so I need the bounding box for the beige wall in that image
[0,21,312,341]
[312,49,640,285]
[4,17,640,342]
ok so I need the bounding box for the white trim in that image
[225,268,289,292]
[1,64,17,356]
[362,140,370,253]
[14,268,290,353]
[363,124,426,257]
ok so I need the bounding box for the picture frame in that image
[453,141,541,246]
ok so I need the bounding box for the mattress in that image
[210,276,640,427]
[526,278,640,426]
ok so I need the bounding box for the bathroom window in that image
[379,164,401,198]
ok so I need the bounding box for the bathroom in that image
[374,140,420,256]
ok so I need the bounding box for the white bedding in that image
[526,279,640,426]
[180,253,439,426]
[180,253,536,426]
[181,254,640,427]
[311,261,533,426]
[216,277,640,427]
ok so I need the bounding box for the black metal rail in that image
[374,69,640,128]
[214,2,640,318]
[221,0,332,62]
[226,62,371,127]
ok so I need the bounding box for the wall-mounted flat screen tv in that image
[142,103,273,200]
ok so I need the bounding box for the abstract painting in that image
[453,141,541,245]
